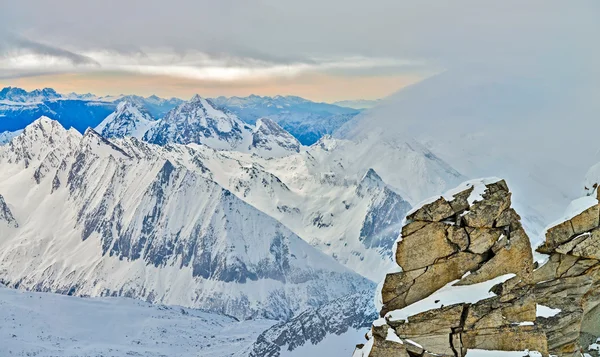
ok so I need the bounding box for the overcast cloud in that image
[0,0,598,84]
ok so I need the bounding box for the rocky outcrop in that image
[354,178,600,357]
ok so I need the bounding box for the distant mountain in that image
[333,99,381,109]
[115,95,184,119]
[95,101,157,139]
[250,118,301,157]
[0,118,373,320]
[211,95,360,145]
[0,87,182,134]
[0,87,62,103]
[0,87,361,146]
[144,95,253,150]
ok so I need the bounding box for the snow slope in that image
[183,141,413,281]
[0,285,275,357]
[0,118,373,321]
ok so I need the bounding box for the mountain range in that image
[0,117,375,321]
[0,87,363,145]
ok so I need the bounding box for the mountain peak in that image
[95,100,155,139]
[190,94,203,102]
[251,118,301,157]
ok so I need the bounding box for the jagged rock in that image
[406,197,454,222]
[356,178,600,357]
[466,227,502,254]
[570,204,599,235]
[462,189,511,228]
[381,252,484,315]
[461,325,548,354]
[447,226,470,251]
[458,227,533,286]
[545,220,576,251]
[396,222,457,271]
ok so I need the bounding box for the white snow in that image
[0,285,275,357]
[385,328,403,343]
[536,304,561,318]
[386,274,515,322]
[284,328,368,357]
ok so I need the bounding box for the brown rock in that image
[467,228,503,254]
[461,326,548,354]
[447,186,474,213]
[401,221,428,237]
[570,204,600,235]
[495,208,522,231]
[570,227,600,260]
[447,226,470,251]
[545,220,575,250]
[406,197,454,222]
[369,336,410,357]
[382,253,483,314]
[396,222,456,271]
[463,190,511,228]
[381,268,427,313]
[457,228,533,286]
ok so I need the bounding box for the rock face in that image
[355,178,600,357]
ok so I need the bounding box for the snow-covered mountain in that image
[144,95,303,158]
[250,118,301,157]
[211,95,360,145]
[0,118,373,321]
[144,95,253,150]
[95,101,157,139]
[0,285,276,357]
[0,87,62,103]
[181,138,421,281]
[0,87,363,145]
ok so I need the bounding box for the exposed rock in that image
[355,178,600,357]
[406,197,455,222]
[396,222,457,271]
[465,227,501,254]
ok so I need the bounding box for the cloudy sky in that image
[0,0,597,101]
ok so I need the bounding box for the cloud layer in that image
[1,0,598,85]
